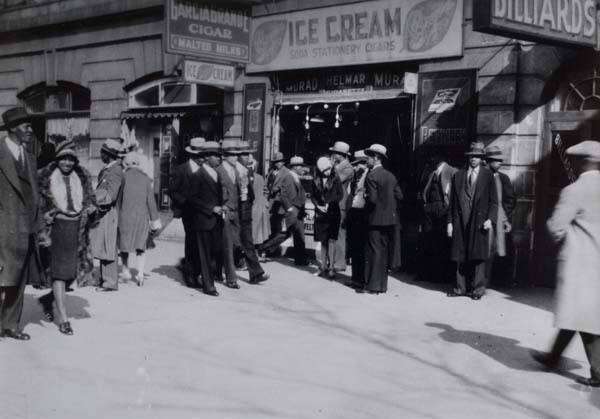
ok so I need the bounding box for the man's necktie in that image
[468,170,474,187]
[17,146,25,174]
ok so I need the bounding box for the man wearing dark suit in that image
[216,140,243,289]
[187,141,223,296]
[237,143,269,284]
[0,107,40,340]
[169,137,205,288]
[484,145,515,286]
[359,144,403,294]
[447,142,498,300]
[260,156,308,265]
[421,154,458,282]
[266,151,286,254]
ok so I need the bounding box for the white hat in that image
[329,141,351,156]
[185,137,206,154]
[567,140,600,162]
[101,138,122,157]
[289,156,305,166]
[352,150,367,165]
[364,144,388,159]
[316,156,332,173]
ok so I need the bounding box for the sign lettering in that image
[183,59,236,88]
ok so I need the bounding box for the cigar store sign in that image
[247,0,463,73]
[166,0,250,62]
[474,0,599,48]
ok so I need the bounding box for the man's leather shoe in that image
[447,290,466,297]
[95,287,117,292]
[355,288,366,294]
[471,294,483,300]
[576,377,600,387]
[203,289,219,297]
[225,281,240,289]
[250,273,269,284]
[0,329,30,340]
[529,350,559,369]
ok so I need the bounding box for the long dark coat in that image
[311,172,343,242]
[447,166,498,262]
[0,138,41,287]
[37,162,96,286]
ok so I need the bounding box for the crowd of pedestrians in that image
[0,105,599,388]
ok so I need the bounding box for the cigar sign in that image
[473,0,599,48]
[247,0,463,73]
[166,0,250,62]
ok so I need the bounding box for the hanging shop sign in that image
[166,0,250,62]
[247,0,463,73]
[416,69,477,148]
[243,83,266,169]
[183,59,236,88]
[473,0,598,48]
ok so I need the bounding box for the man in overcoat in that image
[265,151,287,254]
[90,139,124,291]
[169,137,205,288]
[216,140,243,289]
[260,156,308,265]
[531,140,600,387]
[0,107,40,340]
[236,142,269,284]
[484,145,515,285]
[187,141,223,297]
[421,154,457,282]
[446,142,498,300]
[330,141,354,272]
[358,144,403,294]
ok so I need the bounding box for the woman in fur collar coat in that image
[37,140,96,335]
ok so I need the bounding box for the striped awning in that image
[274,88,409,105]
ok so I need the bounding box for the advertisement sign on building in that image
[416,69,477,148]
[166,0,250,62]
[473,0,598,48]
[243,83,266,170]
[183,59,236,88]
[247,0,463,73]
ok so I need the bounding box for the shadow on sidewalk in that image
[151,264,187,287]
[426,322,581,376]
[21,292,91,329]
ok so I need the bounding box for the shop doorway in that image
[534,110,600,285]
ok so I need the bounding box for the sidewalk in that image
[1,240,598,419]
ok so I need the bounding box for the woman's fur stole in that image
[38,162,97,286]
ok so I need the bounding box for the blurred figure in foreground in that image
[531,140,600,388]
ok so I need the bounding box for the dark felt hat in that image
[1,107,33,130]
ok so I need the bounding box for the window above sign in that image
[128,77,221,108]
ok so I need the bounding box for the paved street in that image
[1,240,599,419]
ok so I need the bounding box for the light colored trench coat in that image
[547,170,600,335]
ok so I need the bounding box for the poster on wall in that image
[243,83,266,170]
[165,0,250,62]
[247,0,463,73]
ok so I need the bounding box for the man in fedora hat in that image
[329,141,354,272]
[484,145,515,286]
[187,140,223,296]
[358,144,403,294]
[446,141,498,300]
[169,137,206,288]
[531,140,600,387]
[420,153,457,283]
[266,151,287,253]
[260,155,308,265]
[0,107,40,340]
[236,142,269,284]
[90,138,125,291]
[345,150,370,289]
[216,139,244,289]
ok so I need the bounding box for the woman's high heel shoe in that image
[58,322,73,335]
[136,275,144,287]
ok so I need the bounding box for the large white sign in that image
[248,0,463,73]
[183,59,236,88]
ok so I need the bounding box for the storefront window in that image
[163,83,192,104]
[133,85,159,107]
[563,76,600,111]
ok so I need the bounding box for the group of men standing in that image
[169,138,269,297]
[260,141,404,295]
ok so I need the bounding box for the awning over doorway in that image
[274,88,409,105]
[121,109,187,120]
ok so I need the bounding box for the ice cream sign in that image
[247,0,463,73]
[183,59,236,88]
[474,0,599,47]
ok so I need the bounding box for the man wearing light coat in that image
[531,140,600,387]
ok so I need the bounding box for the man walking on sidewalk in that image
[531,140,600,387]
